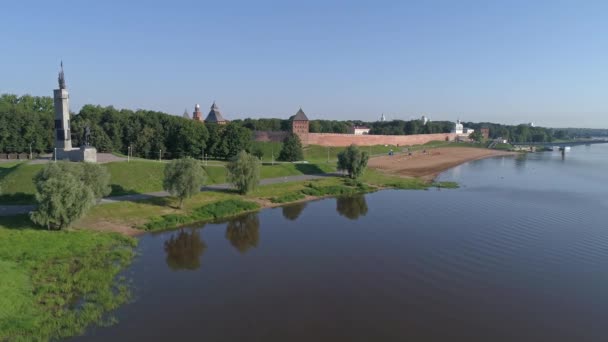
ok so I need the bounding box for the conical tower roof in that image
[293,108,309,121]
[205,102,226,123]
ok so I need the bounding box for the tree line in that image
[3,93,600,156]
[0,94,251,159]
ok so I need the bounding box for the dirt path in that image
[368,147,516,180]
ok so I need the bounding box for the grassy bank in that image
[144,199,260,231]
[0,160,332,204]
[0,217,136,341]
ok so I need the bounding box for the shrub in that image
[227,150,260,194]
[163,157,207,208]
[30,172,95,230]
[270,192,305,203]
[144,199,259,231]
[30,161,110,229]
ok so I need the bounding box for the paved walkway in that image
[0,173,337,216]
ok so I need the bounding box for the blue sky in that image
[1,0,607,128]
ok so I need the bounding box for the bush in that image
[337,144,369,179]
[227,150,260,194]
[34,161,110,200]
[30,172,95,230]
[278,133,304,161]
[163,157,207,208]
[270,192,305,203]
[30,161,110,229]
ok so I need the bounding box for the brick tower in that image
[192,104,203,121]
[292,108,309,140]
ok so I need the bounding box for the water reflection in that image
[335,195,368,220]
[281,202,307,221]
[225,213,260,253]
[163,229,207,271]
[514,153,527,169]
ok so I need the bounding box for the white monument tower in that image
[53,62,97,162]
[54,61,72,150]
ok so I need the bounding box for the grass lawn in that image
[0,162,43,204]
[0,217,136,341]
[0,140,461,204]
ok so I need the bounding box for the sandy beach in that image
[368,147,516,180]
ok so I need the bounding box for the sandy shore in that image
[368,147,516,181]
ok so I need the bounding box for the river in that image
[78,144,608,341]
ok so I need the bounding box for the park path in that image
[0,173,336,217]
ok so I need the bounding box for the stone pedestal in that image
[54,146,97,162]
[81,146,97,163]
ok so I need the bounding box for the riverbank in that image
[368,147,516,180]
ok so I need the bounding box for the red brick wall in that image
[253,131,290,142]
[301,133,457,147]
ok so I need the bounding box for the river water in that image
[80,144,608,341]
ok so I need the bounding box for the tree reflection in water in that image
[164,229,207,271]
[336,195,368,220]
[225,213,260,253]
[282,202,307,221]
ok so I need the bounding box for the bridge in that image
[510,139,608,148]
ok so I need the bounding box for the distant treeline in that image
[0,94,251,159]
[2,93,604,156]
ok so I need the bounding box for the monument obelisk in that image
[54,61,72,151]
[53,62,97,162]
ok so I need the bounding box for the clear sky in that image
[1,0,607,128]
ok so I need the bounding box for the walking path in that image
[0,173,336,216]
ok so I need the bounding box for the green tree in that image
[163,157,207,209]
[34,161,110,201]
[251,146,264,160]
[81,162,112,200]
[226,150,260,194]
[469,130,483,142]
[30,171,94,230]
[337,144,369,179]
[222,123,252,159]
[278,133,304,161]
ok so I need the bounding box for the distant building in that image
[204,102,228,125]
[480,127,490,139]
[529,122,535,127]
[292,108,309,138]
[452,120,464,134]
[421,115,430,125]
[380,113,386,122]
[192,104,204,122]
[349,125,371,135]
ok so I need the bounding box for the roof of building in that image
[353,126,370,130]
[205,102,227,122]
[293,108,309,121]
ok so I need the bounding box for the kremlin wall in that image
[193,103,460,147]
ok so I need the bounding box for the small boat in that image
[559,146,571,152]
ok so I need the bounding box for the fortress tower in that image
[292,108,309,138]
[192,104,203,121]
